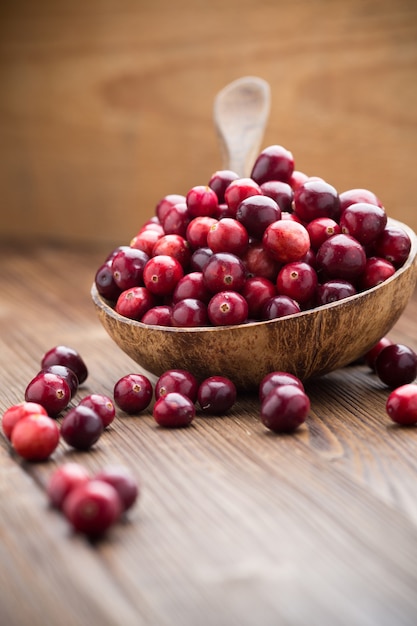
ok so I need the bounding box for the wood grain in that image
[2,244,417,625]
[0,0,417,247]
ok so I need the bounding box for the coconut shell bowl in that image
[91,77,417,389]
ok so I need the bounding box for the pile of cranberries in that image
[95,144,411,327]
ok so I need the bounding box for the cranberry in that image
[186,185,219,218]
[386,384,417,426]
[25,372,71,417]
[208,170,239,203]
[130,228,163,256]
[171,298,208,327]
[339,202,387,246]
[339,188,383,212]
[260,180,293,212]
[276,262,318,305]
[375,343,417,388]
[262,295,301,320]
[262,220,311,264]
[307,217,341,251]
[186,216,218,249]
[153,392,195,428]
[114,374,153,414]
[208,291,248,326]
[162,202,190,237]
[197,376,237,414]
[2,401,47,440]
[365,337,393,369]
[250,145,294,184]
[316,234,366,282]
[315,279,357,305]
[156,194,186,223]
[224,177,262,216]
[95,262,121,301]
[259,371,304,403]
[47,462,90,509]
[373,225,412,268]
[152,234,191,268]
[289,170,309,190]
[111,247,149,290]
[242,242,281,281]
[293,178,341,223]
[78,394,116,428]
[189,247,213,272]
[241,276,276,319]
[207,217,249,256]
[61,405,104,450]
[203,252,246,293]
[115,286,155,320]
[359,257,396,290]
[141,305,172,326]
[63,480,122,537]
[172,272,211,304]
[235,195,281,240]
[155,369,199,402]
[143,254,184,296]
[260,384,310,433]
[11,413,60,461]
[41,345,88,385]
[94,465,139,512]
[213,203,236,219]
[41,365,79,399]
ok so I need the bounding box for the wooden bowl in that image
[92,218,417,389]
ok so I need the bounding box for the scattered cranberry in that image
[78,394,116,428]
[113,373,153,413]
[365,337,393,370]
[153,392,195,428]
[41,345,88,385]
[155,369,199,402]
[47,462,91,509]
[41,365,79,399]
[94,465,139,512]
[61,405,104,450]
[386,384,417,426]
[11,413,60,462]
[260,385,310,433]
[259,371,305,403]
[63,480,122,537]
[25,372,71,417]
[197,376,237,415]
[374,343,417,388]
[2,402,47,441]
[241,276,276,319]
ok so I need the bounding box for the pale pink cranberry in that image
[11,413,60,462]
[262,220,310,264]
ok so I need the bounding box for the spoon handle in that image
[213,76,271,177]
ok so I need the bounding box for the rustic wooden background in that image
[1,0,417,248]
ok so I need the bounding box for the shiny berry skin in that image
[315,279,357,306]
[262,220,311,264]
[260,384,310,433]
[207,217,249,256]
[339,188,383,212]
[208,291,248,326]
[78,394,116,428]
[289,170,309,190]
[250,145,294,185]
[113,374,153,414]
[236,195,281,240]
[262,295,301,319]
[41,345,88,385]
[94,465,139,512]
[373,225,412,268]
[25,372,71,417]
[186,216,218,249]
[2,402,47,441]
[61,405,104,450]
[95,262,122,301]
[242,242,281,281]
[276,262,318,305]
[189,247,213,272]
[307,217,341,251]
[374,343,417,388]
[259,371,304,403]
[365,337,393,369]
[359,257,396,290]
[155,193,186,223]
[316,234,366,282]
[155,369,199,402]
[339,202,387,246]
[130,227,163,256]
[162,202,190,237]
[171,298,208,327]
[153,392,195,428]
[47,462,91,509]
[141,305,172,326]
[115,286,155,321]
[197,376,237,415]
[152,234,191,268]
[11,413,60,461]
[293,178,341,223]
[203,252,247,293]
[186,185,219,218]
[208,170,239,203]
[143,254,184,296]
[172,272,211,304]
[224,178,262,216]
[63,480,122,537]
[111,247,149,290]
[260,180,293,212]
[41,365,79,399]
[241,276,276,319]
[386,384,417,426]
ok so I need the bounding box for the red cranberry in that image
[61,405,104,450]
[373,225,412,268]
[315,279,357,305]
[262,295,301,319]
[186,185,219,218]
[339,188,383,211]
[47,462,90,509]
[236,195,281,240]
[359,257,396,290]
[208,291,248,326]
[259,371,304,403]
[374,343,417,388]
[276,262,318,305]
[293,178,341,223]
[173,272,211,304]
[141,305,172,326]
[63,480,122,537]
[152,234,191,268]
[189,247,213,272]
[207,217,249,256]
[78,394,116,428]
[262,220,310,264]
[94,465,139,512]
[2,401,47,441]
[307,217,341,251]
[203,252,247,293]
[25,372,71,417]
[208,170,240,203]
[130,228,163,256]
[11,413,60,461]
[260,385,310,433]
[289,170,309,190]
[162,202,190,237]
[114,374,153,414]
[259,180,293,212]
[115,286,155,321]
[242,242,281,281]
[316,234,366,282]
[155,369,199,402]
[186,216,218,249]
[41,345,88,385]
[153,392,195,428]
[171,298,208,327]
[365,337,393,369]
[111,247,149,290]
[197,376,237,414]
[143,255,184,296]
[155,193,186,223]
[241,276,276,319]
[386,384,417,426]
[224,177,262,216]
[41,365,79,398]
[95,262,122,301]
[339,202,387,246]
[250,145,294,184]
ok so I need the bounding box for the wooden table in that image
[2,243,417,626]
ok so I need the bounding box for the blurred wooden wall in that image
[1,0,417,248]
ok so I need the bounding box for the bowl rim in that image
[91,217,417,334]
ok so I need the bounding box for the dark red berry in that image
[203,252,247,293]
[224,178,262,216]
[141,305,172,326]
[365,337,393,370]
[143,255,184,296]
[25,372,71,417]
[236,195,281,240]
[61,405,104,450]
[94,465,139,512]
[374,343,417,388]
[115,286,155,320]
[208,291,248,326]
[155,194,186,223]
[208,170,240,203]
[250,145,294,185]
[63,480,122,537]
[260,384,310,433]
[111,247,149,290]
[78,394,116,428]
[197,376,237,415]
[155,369,199,402]
[114,374,153,414]
[259,371,304,403]
[153,392,195,428]
[171,298,208,327]
[386,384,417,426]
[339,202,387,246]
[315,279,357,305]
[293,179,340,223]
[276,262,318,305]
[41,345,88,385]
[316,234,366,282]
[262,295,301,320]
[373,225,412,268]
[95,262,122,301]
[241,276,276,319]
[41,365,79,399]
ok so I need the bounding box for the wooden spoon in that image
[213,76,270,177]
